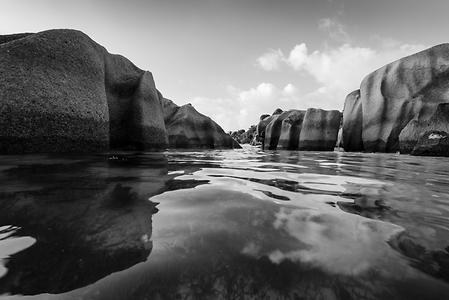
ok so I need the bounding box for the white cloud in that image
[192,34,428,132]
[254,40,428,120]
[191,83,302,132]
[256,49,284,71]
[287,43,308,70]
[282,83,298,96]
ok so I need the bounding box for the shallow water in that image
[1,146,449,299]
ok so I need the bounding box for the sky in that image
[1,0,449,131]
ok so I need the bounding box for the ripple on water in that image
[0,148,449,299]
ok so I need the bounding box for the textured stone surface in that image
[0,29,167,153]
[400,103,449,154]
[256,114,277,148]
[411,130,449,156]
[359,44,449,153]
[299,109,342,151]
[277,110,306,150]
[264,111,291,150]
[161,98,240,149]
[342,90,363,151]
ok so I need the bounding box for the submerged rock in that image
[0,29,167,153]
[161,98,240,149]
[299,108,342,151]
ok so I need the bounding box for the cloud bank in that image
[191,33,427,131]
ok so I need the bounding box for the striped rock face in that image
[277,110,306,150]
[299,108,342,151]
[358,44,449,153]
[257,108,341,151]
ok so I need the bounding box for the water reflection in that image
[0,154,169,294]
[1,148,449,299]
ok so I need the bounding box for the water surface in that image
[1,146,449,299]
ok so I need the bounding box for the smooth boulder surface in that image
[264,111,291,150]
[299,109,342,151]
[161,98,240,149]
[0,29,167,153]
[342,90,364,151]
[359,44,449,153]
[277,110,306,150]
[256,109,283,146]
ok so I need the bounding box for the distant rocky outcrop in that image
[230,125,257,144]
[341,44,449,156]
[161,98,240,149]
[256,108,341,151]
[0,29,167,153]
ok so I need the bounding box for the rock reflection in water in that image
[1,149,449,299]
[0,154,168,295]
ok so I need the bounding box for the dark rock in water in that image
[230,125,257,144]
[264,111,291,150]
[256,114,277,148]
[411,131,449,156]
[161,98,240,149]
[401,103,449,155]
[277,110,306,150]
[358,44,449,153]
[342,90,364,151]
[255,109,285,148]
[389,232,449,282]
[299,108,342,151]
[256,108,341,151]
[0,29,167,153]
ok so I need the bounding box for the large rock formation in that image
[277,110,306,150]
[161,98,240,149]
[298,108,342,151]
[264,111,291,150]
[345,44,449,154]
[0,29,168,153]
[342,90,363,151]
[256,108,341,151]
[256,109,283,148]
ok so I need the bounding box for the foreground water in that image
[0,146,449,299]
